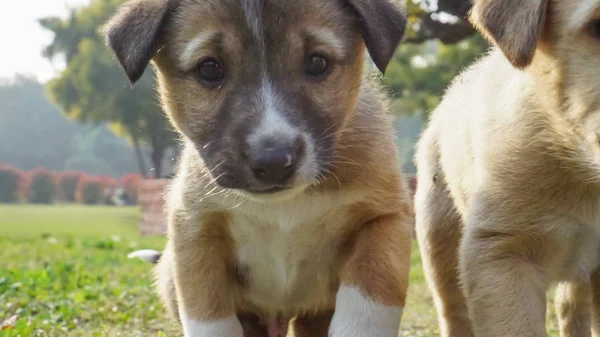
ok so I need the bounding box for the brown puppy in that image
[102,0,413,336]
[415,0,600,337]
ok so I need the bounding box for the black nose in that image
[249,138,304,184]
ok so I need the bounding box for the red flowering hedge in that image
[97,175,117,190]
[57,171,83,202]
[119,173,143,204]
[25,167,58,204]
[0,165,24,203]
[0,164,143,205]
[75,176,106,205]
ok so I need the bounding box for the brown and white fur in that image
[414,0,600,337]
[102,0,414,336]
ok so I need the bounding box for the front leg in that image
[555,280,591,337]
[459,204,551,337]
[171,210,243,337]
[590,269,600,337]
[330,213,411,337]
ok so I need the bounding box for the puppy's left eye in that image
[304,54,330,78]
[195,57,225,86]
[591,19,600,39]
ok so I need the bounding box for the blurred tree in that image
[40,0,177,178]
[384,33,490,116]
[381,0,488,116]
[0,75,142,176]
[406,0,476,45]
[0,75,76,170]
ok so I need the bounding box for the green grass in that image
[0,205,562,336]
[0,205,144,238]
[0,205,178,337]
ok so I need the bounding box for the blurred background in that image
[0,1,510,336]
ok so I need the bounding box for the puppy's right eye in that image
[591,19,600,40]
[304,54,330,79]
[195,57,225,86]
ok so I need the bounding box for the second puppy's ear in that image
[469,0,548,69]
[345,0,407,74]
[100,0,173,84]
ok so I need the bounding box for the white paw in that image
[181,313,243,337]
[329,285,403,337]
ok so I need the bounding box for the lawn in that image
[0,205,178,337]
[0,205,562,336]
[0,205,145,238]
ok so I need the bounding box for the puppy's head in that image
[469,0,600,71]
[470,0,600,158]
[102,0,406,199]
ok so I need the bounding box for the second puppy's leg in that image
[460,205,550,337]
[414,134,474,337]
[554,280,591,337]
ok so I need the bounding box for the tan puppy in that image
[414,0,600,336]
[102,0,413,336]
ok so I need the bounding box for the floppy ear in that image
[100,0,173,85]
[345,0,407,74]
[469,0,548,69]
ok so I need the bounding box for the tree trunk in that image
[131,133,148,178]
[144,114,172,179]
[171,143,182,167]
[150,146,165,178]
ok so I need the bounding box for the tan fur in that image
[415,1,600,337]
[555,281,592,337]
[102,0,411,335]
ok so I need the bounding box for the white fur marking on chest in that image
[329,285,403,337]
[224,191,362,309]
[180,312,243,337]
[233,195,334,289]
